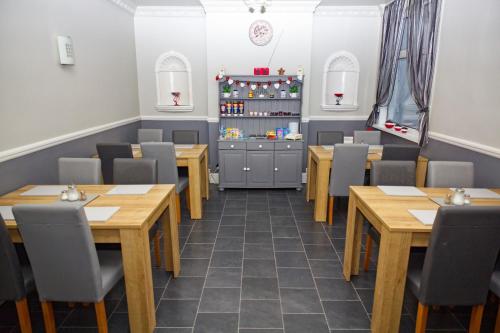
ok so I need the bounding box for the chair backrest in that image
[113,158,157,184]
[353,130,381,145]
[13,204,104,302]
[0,215,27,301]
[418,206,500,305]
[370,160,416,186]
[329,144,369,196]
[172,130,199,144]
[381,144,421,162]
[491,260,500,297]
[138,129,163,143]
[426,161,474,188]
[58,158,102,185]
[96,143,133,184]
[141,142,179,186]
[317,131,344,145]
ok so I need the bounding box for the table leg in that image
[306,151,315,201]
[202,149,209,200]
[343,193,364,280]
[162,192,181,277]
[120,227,156,333]
[371,229,412,333]
[416,157,428,187]
[313,159,330,222]
[188,158,203,219]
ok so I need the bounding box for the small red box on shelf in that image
[253,67,270,76]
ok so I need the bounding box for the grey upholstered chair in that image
[96,143,133,184]
[113,158,157,185]
[490,261,500,332]
[172,130,199,144]
[426,161,474,188]
[138,128,163,143]
[317,131,344,145]
[406,206,500,333]
[381,144,421,162]
[353,130,381,145]
[13,204,124,333]
[0,215,34,333]
[328,144,369,225]
[58,158,102,185]
[113,158,162,266]
[364,160,417,271]
[141,142,190,224]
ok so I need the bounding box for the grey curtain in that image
[407,0,441,146]
[366,0,406,127]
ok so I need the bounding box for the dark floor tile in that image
[214,237,244,251]
[225,200,247,209]
[272,226,299,238]
[191,221,219,232]
[240,300,283,329]
[300,232,331,245]
[350,271,377,289]
[181,244,214,259]
[60,300,118,327]
[315,278,358,301]
[246,212,271,223]
[245,221,272,232]
[154,328,193,332]
[244,243,274,259]
[243,259,277,278]
[304,245,336,260]
[245,231,273,244]
[193,313,238,333]
[218,226,245,238]
[309,260,343,278]
[156,300,199,327]
[280,288,323,314]
[247,203,269,212]
[278,268,315,288]
[179,225,193,237]
[271,216,296,227]
[152,268,173,288]
[324,226,347,239]
[164,277,205,299]
[239,330,283,333]
[270,207,292,216]
[283,314,329,333]
[198,288,240,313]
[221,215,246,225]
[205,268,242,288]
[296,222,325,233]
[275,251,308,268]
[356,289,374,313]
[187,231,217,244]
[210,251,243,267]
[242,277,280,300]
[330,238,346,251]
[323,301,370,329]
[273,238,304,251]
[223,208,246,216]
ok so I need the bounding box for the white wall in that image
[309,7,381,117]
[134,10,208,118]
[430,0,500,151]
[0,0,139,152]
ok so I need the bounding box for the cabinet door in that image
[246,151,274,188]
[219,150,246,187]
[274,150,303,187]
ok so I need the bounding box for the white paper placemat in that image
[21,185,69,196]
[131,144,140,149]
[175,144,194,149]
[378,186,427,197]
[343,136,354,144]
[0,206,14,220]
[450,188,500,199]
[176,152,182,157]
[369,145,384,152]
[321,145,334,150]
[84,207,120,222]
[106,185,154,195]
[409,209,437,225]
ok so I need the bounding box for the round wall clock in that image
[249,20,273,46]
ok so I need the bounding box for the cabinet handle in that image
[274,168,278,171]
[287,145,291,149]
[247,168,251,171]
[243,167,247,171]
[230,144,234,148]
[258,144,263,148]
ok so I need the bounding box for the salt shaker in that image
[67,185,80,202]
[60,190,69,201]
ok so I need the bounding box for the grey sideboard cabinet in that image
[218,140,303,190]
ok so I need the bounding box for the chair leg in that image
[469,304,484,333]
[328,196,334,225]
[494,303,500,333]
[185,186,191,210]
[95,300,108,333]
[40,301,56,333]
[176,193,181,224]
[153,229,161,267]
[363,235,373,272]
[415,302,429,333]
[15,298,32,333]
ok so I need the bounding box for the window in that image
[321,51,360,111]
[155,51,194,112]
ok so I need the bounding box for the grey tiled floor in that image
[1,186,499,332]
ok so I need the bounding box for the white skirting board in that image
[208,172,308,185]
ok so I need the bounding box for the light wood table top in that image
[132,144,207,160]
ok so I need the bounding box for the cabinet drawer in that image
[275,142,303,150]
[219,141,246,150]
[247,142,274,150]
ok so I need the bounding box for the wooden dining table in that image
[0,184,180,333]
[343,186,500,333]
[306,145,429,222]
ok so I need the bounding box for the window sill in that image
[373,123,419,143]
[320,104,359,112]
[156,105,194,112]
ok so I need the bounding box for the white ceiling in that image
[133,0,391,7]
